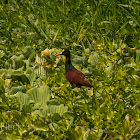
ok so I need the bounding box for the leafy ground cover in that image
[0,0,140,139]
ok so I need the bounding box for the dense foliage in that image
[0,0,140,139]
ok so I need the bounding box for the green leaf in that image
[105,65,112,77]
[9,86,26,95]
[0,50,5,58]
[8,133,22,140]
[32,110,44,118]
[16,91,30,104]
[43,104,68,117]
[27,86,51,105]
[136,50,140,62]
[88,52,99,65]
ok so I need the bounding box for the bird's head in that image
[56,49,70,58]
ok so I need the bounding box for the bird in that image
[56,49,93,88]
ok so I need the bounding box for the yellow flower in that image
[47,64,51,68]
[73,42,76,45]
[32,44,36,47]
[41,48,50,56]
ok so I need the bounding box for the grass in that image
[0,0,140,139]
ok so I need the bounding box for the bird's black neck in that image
[65,55,76,72]
[66,55,71,64]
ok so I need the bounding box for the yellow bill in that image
[55,49,65,56]
[55,53,60,56]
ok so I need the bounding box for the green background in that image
[0,0,140,139]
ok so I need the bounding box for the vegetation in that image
[0,0,140,139]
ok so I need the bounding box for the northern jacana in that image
[56,49,92,88]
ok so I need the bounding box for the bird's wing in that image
[66,69,92,87]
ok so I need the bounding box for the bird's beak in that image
[55,49,64,56]
[55,53,60,56]
[55,52,63,56]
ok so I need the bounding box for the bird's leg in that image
[68,84,78,101]
[81,88,93,115]
[76,87,79,92]
[82,88,94,106]
[81,88,89,99]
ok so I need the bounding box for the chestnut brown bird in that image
[56,49,92,87]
